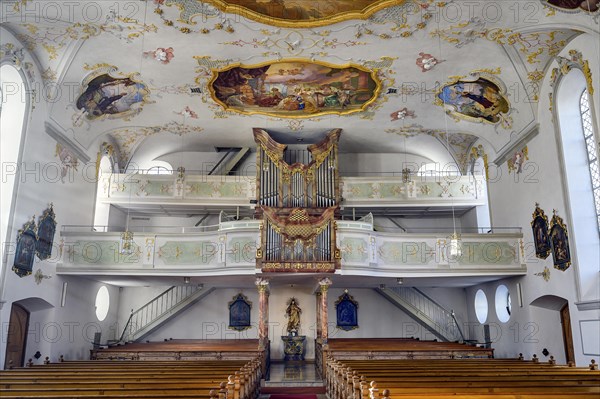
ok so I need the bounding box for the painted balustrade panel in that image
[153,232,259,269]
[340,176,486,206]
[99,174,485,208]
[64,237,142,267]
[103,174,256,204]
[59,230,259,272]
[58,228,523,276]
[337,229,525,275]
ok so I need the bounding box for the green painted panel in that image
[339,237,369,263]
[226,237,257,264]
[70,241,141,265]
[379,184,405,199]
[187,182,247,198]
[378,241,435,265]
[158,241,217,265]
[344,183,375,199]
[458,241,517,265]
[141,180,173,196]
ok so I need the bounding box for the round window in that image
[474,289,488,324]
[95,286,110,321]
[495,285,511,323]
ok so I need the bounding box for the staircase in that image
[375,287,462,342]
[120,285,215,343]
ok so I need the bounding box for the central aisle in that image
[260,361,326,397]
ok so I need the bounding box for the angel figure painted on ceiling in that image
[390,107,416,121]
[416,52,444,72]
[144,47,175,64]
[508,147,529,174]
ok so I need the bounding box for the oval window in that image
[474,289,488,324]
[95,286,110,321]
[495,285,511,323]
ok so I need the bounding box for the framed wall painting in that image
[335,290,359,331]
[36,204,57,260]
[228,293,252,331]
[531,204,551,259]
[549,211,571,271]
[13,218,37,278]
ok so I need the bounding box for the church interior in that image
[1,0,599,397]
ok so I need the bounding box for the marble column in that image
[315,291,322,340]
[318,278,332,344]
[255,278,269,350]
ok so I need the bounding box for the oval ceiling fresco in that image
[209,59,381,118]
[202,0,407,27]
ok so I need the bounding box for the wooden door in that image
[560,303,575,365]
[4,303,29,369]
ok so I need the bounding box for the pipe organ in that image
[254,128,341,272]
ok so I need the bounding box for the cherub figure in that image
[416,52,444,72]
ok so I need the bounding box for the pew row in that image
[316,338,494,379]
[0,357,263,399]
[325,356,600,399]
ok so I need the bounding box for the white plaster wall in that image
[338,153,433,176]
[119,287,469,361]
[418,287,469,337]
[0,29,120,366]
[464,33,600,366]
[326,288,448,342]
[372,216,462,233]
[120,288,261,342]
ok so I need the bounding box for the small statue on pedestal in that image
[282,298,305,361]
[285,297,301,336]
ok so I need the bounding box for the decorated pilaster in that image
[318,278,332,344]
[255,277,270,350]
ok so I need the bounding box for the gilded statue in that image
[285,298,301,335]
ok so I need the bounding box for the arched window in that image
[1,65,28,271]
[579,89,600,232]
[554,64,599,303]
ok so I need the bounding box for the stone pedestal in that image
[281,335,306,361]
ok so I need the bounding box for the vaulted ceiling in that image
[2,0,598,170]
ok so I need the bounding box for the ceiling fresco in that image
[196,0,407,27]
[74,68,151,125]
[0,0,595,170]
[436,71,511,129]
[543,0,600,13]
[210,59,380,118]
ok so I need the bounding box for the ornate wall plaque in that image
[531,203,551,259]
[335,290,359,331]
[549,210,571,271]
[13,217,37,277]
[36,204,57,260]
[228,293,252,331]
